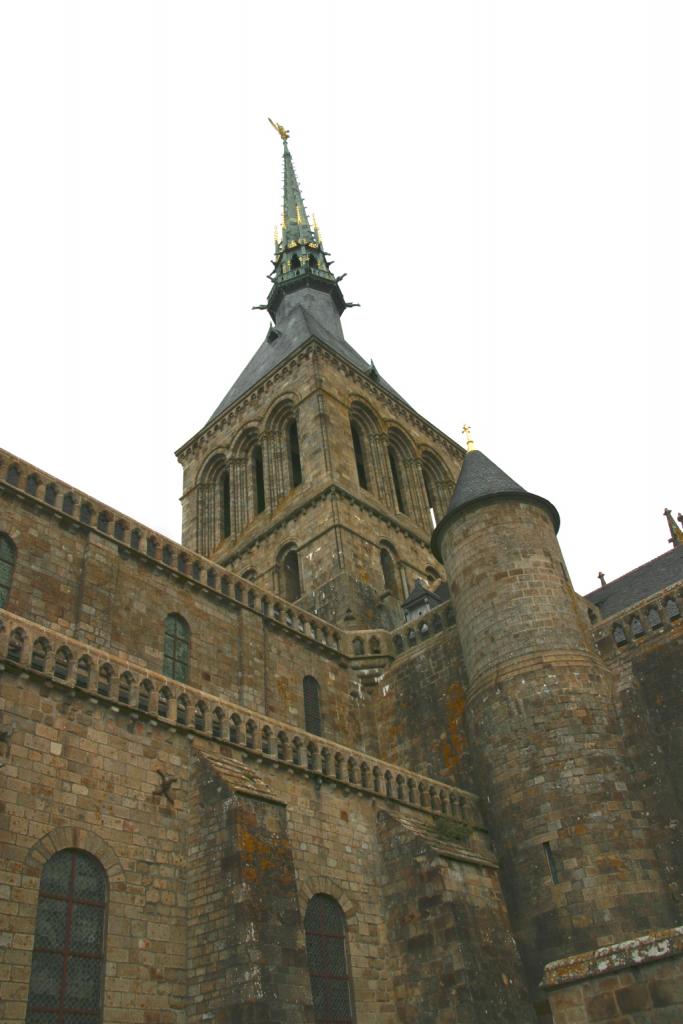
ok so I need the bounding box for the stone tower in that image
[432,449,676,1004]
[176,125,463,627]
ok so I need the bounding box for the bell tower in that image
[176,123,463,627]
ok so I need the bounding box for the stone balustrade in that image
[592,584,682,657]
[0,608,483,830]
[348,601,456,661]
[0,450,342,656]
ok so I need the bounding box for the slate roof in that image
[445,450,527,516]
[584,545,683,618]
[197,748,283,804]
[208,301,407,424]
[432,450,560,559]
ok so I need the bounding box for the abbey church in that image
[1,126,682,1024]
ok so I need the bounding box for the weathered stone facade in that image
[1,135,682,1023]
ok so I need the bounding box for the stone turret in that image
[432,450,675,1004]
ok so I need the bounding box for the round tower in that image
[432,450,675,997]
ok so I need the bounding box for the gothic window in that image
[163,614,190,683]
[303,675,322,736]
[350,424,368,490]
[25,849,107,1024]
[253,445,266,514]
[288,420,303,487]
[0,533,16,608]
[280,546,302,602]
[304,894,355,1024]
[221,470,231,538]
[380,545,401,600]
[388,447,405,513]
[422,467,437,527]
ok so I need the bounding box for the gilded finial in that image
[268,117,290,142]
[462,424,476,453]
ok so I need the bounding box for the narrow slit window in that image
[221,470,231,538]
[289,420,303,487]
[253,445,266,514]
[303,675,322,736]
[351,424,368,490]
[422,467,437,528]
[388,447,405,513]
[543,841,559,884]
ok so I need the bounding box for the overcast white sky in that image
[1,2,681,596]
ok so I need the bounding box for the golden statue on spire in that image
[462,424,476,453]
[268,117,290,142]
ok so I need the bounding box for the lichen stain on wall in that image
[439,678,467,771]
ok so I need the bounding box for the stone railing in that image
[390,602,455,654]
[0,609,483,830]
[347,602,455,661]
[593,584,682,658]
[0,450,343,657]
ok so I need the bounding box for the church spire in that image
[266,120,348,321]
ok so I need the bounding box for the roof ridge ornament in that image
[462,425,476,453]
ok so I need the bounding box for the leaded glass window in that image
[163,614,189,682]
[0,533,16,608]
[26,849,107,1024]
[304,895,355,1023]
[303,676,322,736]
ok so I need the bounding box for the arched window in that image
[26,849,107,1023]
[288,420,303,487]
[280,547,302,602]
[388,447,405,513]
[253,445,266,514]
[163,614,190,683]
[0,533,16,608]
[422,466,437,528]
[380,546,401,600]
[221,469,231,538]
[303,675,322,735]
[350,424,368,490]
[304,894,355,1023]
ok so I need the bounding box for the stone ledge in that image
[543,926,683,990]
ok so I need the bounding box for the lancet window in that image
[253,445,266,514]
[303,675,322,735]
[350,423,368,490]
[388,446,405,513]
[25,849,107,1023]
[304,894,355,1023]
[288,419,303,487]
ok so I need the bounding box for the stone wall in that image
[375,622,474,788]
[544,927,683,1023]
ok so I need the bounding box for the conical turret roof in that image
[431,450,560,559]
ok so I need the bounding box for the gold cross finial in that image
[268,117,290,142]
[462,424,476,452]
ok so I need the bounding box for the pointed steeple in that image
[266,120,348,321]
[280,136,316,249]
